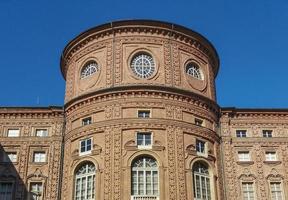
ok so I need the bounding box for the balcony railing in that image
[131,195,159,200]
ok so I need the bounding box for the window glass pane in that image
[7,129,20,137]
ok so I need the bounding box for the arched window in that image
[80,61,99,79]
[131,156,159,199]
[193,162,211,200]
[130,53,156,79]
[186,63,203,80]
[74,162,96,200]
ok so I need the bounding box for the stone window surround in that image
[4,127,22,137]
[32,127,51,137]
[29,147,49,164]
[1,147,20,164]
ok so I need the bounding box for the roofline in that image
[221,107,288,113]
[0,106,64,113]
[60,19,220,79]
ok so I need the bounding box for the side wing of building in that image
[0,107,64,200]
[220,108,288,200]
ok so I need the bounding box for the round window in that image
[186,63,203,80]
[130,53,156,79]
[81,61,99,79]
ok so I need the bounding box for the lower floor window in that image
[193,162,211,200]
[132,157,159,197]
[0,182,13,200]
[270,182,282,200]
[242,182,255,200]
[75,163,96,200]
[30,182,43,200]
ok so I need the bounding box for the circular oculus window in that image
[130,53,156,79]
[186,63,203,80]
[80,61,100,79]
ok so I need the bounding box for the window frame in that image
[82,117,92,126]
[236,130,247,138]
[137,110,151,118]
[79,138,93,156]
[0,181,14,199]
[192,162,211,200]
[33,152,46,163]
[262,130,273,138]
[196,139,206,155]
[29,181,44,200]
[35,129,49,137]
[269,182,283,200]
[241,182,255,200]
[80,60,100,79]
[7,128,20,137]
[238,151,251,162]
[136,132,152,149]
[194,118,203,126]
[3,152,18,163]
[265,151,277,161]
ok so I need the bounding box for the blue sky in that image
[0,0,287,108]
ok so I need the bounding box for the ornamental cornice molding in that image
[0,136,62,144]
[231,138,288,145]
[61,20,219,79]
[64,85,219,116]
[64,118,219,143]
[0,110,64,119]
[221,109,288,120]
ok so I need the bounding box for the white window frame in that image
[136,132,152,149]
[35,129,48,137]
[79,138,93,156]
[196,140,206,155]
[265,151,277,161]
[263,130,273,138]
[74,163,96,200]
[7,129,20,137]
[241,182,255,200]
[131,157,159,199]
[137,110,151,118]
[0,182,14,199]
[238,151,250,162]
[29,182,44,200]
[3,152,17,163]
[236,130,247,138]
[82,117,92,126]
[33,152,46,163]
[270,182,283,200]
[193,162,211,200]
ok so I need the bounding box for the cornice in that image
[64,118,220,143]
[64,85,220,116]
[60,19,219,80]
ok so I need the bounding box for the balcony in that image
[131,196,159,200]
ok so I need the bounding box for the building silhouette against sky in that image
[0,20,287,200]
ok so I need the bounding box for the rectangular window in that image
[265,152,277,161]
[238,151,250,162]
[263,130,273,138]
[138,110,150,118]
[7,129,20,137]
[196,140,205,154]
[3,152,17,163]
[0,182,13,199]
[242,182,255,200]
[35,129,48,137]
[30,182,43,200]
[195,118,203,126]
[33,152,46,163]
[80,138,92,155]
[270,182,282,200]
[236,130,247,138]
[137,132,152,147]
[82,117,92,126]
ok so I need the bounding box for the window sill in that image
[137,145,152,149]
[263,161,281,166]
[30,162,48,165]
[236,161,254,166]
[79,151,92,156]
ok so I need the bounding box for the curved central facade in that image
[60,20,223,200]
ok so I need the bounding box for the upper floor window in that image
[265,151,277,161]
[242,182,255,200]
[138,110,150,118]
[137,132,152,148]
[193,162,211,200]
[238,151,250,162]
[263,130,273,138]
[195,118,203,126]
[196,140,205,154]
[80,138,92,155]
[0,182,13,199]
[186,62,203,80]
[7,129,20,137]
[236,130,247,138]
[131,157,158,198]
[29,182,43,200]
[82,117,92,126]
[80,60,99,79]
[33,152,46,163]
[130,53,156,79]
[75,162,96,200]
[35,129,48,137]
[270,182,283,200]
[3,152,17,163]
